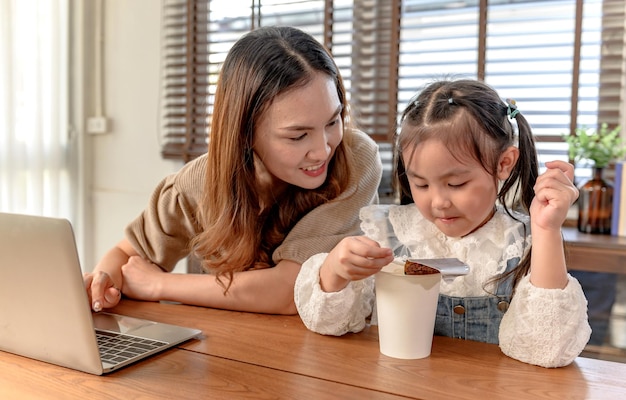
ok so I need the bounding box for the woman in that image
[84,26,382,315]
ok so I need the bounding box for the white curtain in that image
[0,0,71,218]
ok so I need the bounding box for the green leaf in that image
[563,124,625,168]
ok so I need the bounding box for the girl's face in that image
[253,72,343,191]
[403,139,513,237]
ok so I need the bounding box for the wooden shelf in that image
[563,227,626,274]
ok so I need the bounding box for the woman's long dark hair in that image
[192,26,354,291]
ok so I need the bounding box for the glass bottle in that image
[577,167,614,234]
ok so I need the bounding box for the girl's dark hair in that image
[192,26,354,291]
[394,78,539,294]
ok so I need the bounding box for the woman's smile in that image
[302,162,327,177]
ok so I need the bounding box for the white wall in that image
[79,0,184,270]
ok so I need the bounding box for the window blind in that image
[161,0,626,189]
[160,0,400,160]
[161,0,211,162]
[597,0,624,129]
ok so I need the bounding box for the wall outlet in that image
[87,117,109,134]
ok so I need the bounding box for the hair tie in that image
[506,98,520,119]
[448,98,454,105]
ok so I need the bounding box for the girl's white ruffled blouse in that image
[295,204,591,368]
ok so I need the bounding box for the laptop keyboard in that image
[96,330,167,364]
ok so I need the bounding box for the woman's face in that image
[403,139,500,237]
[253,72,343,190]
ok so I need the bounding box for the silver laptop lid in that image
[0,212,104,374]
[0,212,202,375]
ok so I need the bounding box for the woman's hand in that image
[83,271,122,312]
[84,240,139,311]
[120,256,166,301]
[319,236,394,292]
[530,160,579,231]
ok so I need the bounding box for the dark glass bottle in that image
[577,167,613,234]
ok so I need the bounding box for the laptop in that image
[0,212,202,375]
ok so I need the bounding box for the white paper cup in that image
[375,262,441,359]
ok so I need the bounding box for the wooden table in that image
[563,227,626,274]
[2,300,625,399]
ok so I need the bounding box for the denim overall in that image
[434,257,518,344]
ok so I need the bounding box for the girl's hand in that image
[319,236,394,292]
[530,160,579,231]
[83,271,122,312]
[120,256,166,301]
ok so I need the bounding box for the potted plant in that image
[563,123,626,234]
[564,123,625,168]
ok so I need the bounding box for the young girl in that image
[294,79,591,368]
[84,26,382,315]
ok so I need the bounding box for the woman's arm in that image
[84,239,138,311]
[120,257,301,314]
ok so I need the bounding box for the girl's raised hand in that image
[319,236,394,292]
[530,160,579,230]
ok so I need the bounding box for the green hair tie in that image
[506,98,520,119]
